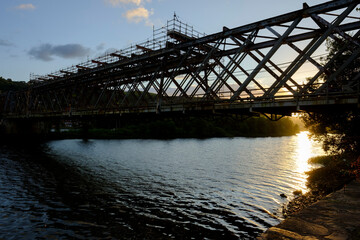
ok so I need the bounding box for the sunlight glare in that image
[295,131,312,173]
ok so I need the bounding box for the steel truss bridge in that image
[1,0,360,122]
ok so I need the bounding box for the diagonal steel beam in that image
[162,48,196,98]
[243,48,300,96]
[135,68,161,106]
[188,68,217,99]
[230,17,302,101]
[179,39,224,96]
[315,47,360,94]
[231,60,266,94]
[225,34,268,94]
[208,32,257,99]
[265,35,331,98]
[251,49,299,95]
[120,72,143,105]
[300,29,360,94]
[308,7,360,47]
[207,66,236,98]
[189,67,218,100]
[94,81,110,109]
[212,58,255,98]
[105,85,121,110]
[266,2,358,98]
[266,26,324,72]
[46,92,55,112]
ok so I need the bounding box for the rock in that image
[280,193,287,198]
[260,181,360,240]
[281,217,330,236]
[293,189,303,196]
[259,227,305,240]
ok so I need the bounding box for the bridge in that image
[0,0,360,131]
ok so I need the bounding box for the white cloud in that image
[124,7,150,23]
[104,0,153,26]
[15,4,36,10]
[105,0,143,7]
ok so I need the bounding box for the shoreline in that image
[260,152,359,239]
[259,180,360,239]
[0,115,300,141]
[0,128,300,144]
[282,190,326,218]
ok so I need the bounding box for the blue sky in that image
[0,0,330,82]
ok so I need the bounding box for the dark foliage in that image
[0,76,28,93]
[318,34,360,93]
[303,33,360,188]
[54,116,300,140]
[307,155,354,194]
[303,31,360,156]
[303,110,360,156]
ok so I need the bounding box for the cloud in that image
[125,7,150,23]
[15,4,36,10]
[96,43,106,51]
[0,39,14,47]
[104,0,146,7]
[104,0,153,26]
[105,48,118,54]
[28,43,90,61]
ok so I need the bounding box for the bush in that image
[306,155,354,194]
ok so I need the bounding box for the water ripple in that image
[0,133,323,239]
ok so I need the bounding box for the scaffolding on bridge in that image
[29,15,206,84]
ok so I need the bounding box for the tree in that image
[303,33,360,158]
[0,76,28,93]
[303,110,360,156]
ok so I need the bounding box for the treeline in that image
[0,76,28,93]
[58,116,300,139]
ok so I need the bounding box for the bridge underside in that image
[1,0,360,123]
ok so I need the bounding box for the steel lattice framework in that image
[1,0,360,120]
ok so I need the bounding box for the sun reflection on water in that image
[293,131,324,191]
[296,131,313,174]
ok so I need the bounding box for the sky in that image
[0,0,331,82]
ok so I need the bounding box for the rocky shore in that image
[258,180,360,239]
[282,190,326,218]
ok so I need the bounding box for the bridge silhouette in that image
[1,0,360,126]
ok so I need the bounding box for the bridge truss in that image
[1,0,360,120]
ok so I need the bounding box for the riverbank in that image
[282,154,356,218]
[0,115,301,143]
[259,153,360,239]
[258,180,360,239]
[46,116,300,140]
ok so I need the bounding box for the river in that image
[0,132,323,239]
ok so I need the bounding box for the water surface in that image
[0,132,323,239]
